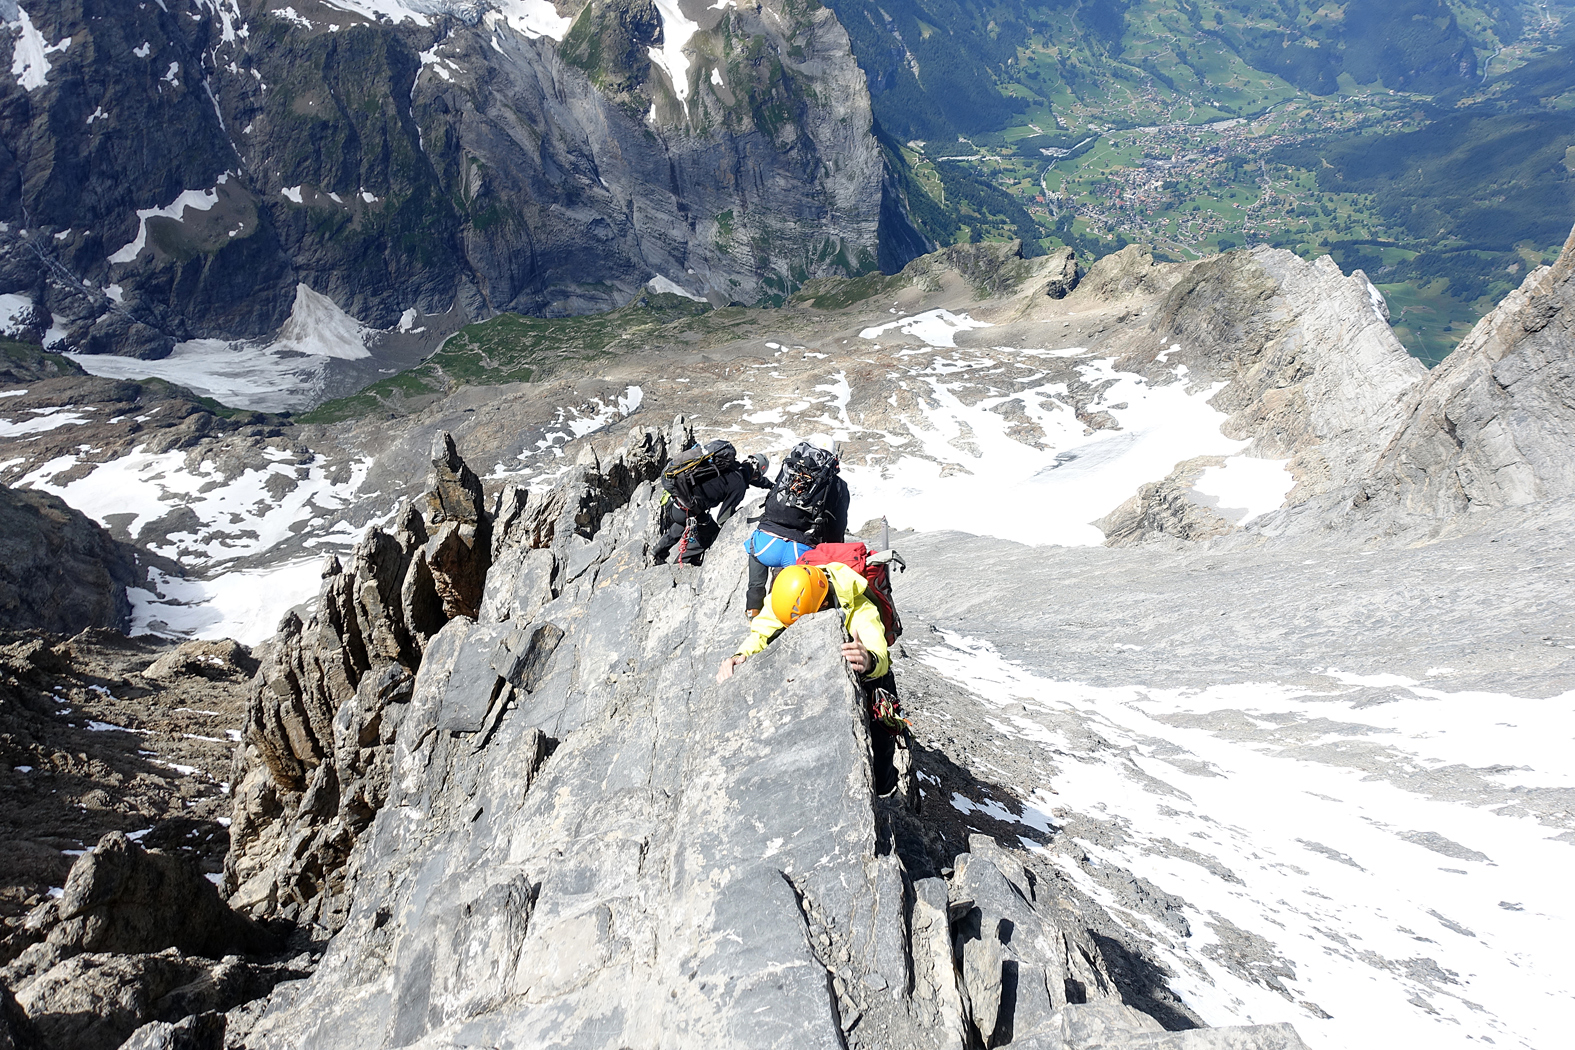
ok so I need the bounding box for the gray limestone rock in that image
[117,1013,226,1050]
[0,835,296,1050]
[477,545,556,624]
[224,429,669,933]
[1098,458,1235,548]
[228,469,942,1047]
[1371,223,1575,514]
[948,835,1072,1046]
[1096,246,1427,543]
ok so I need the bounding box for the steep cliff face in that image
[1370,223,1575,515]
[0,0,925,360]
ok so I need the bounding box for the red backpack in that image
[797,542,905,646]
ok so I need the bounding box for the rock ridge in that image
[209,425,1309,1049]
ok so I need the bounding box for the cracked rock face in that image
[0,0,924,361]
[213,429,1307,1050]
[1373,224,1575,514]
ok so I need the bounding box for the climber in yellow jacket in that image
[715,562,890,683]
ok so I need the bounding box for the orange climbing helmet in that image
[769,565,830,626]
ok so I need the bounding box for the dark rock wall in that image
[0,0,925,359]
[0,485,137,635]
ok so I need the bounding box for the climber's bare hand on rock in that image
[841,641,871,674]
[716,656,744,683]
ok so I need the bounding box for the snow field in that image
[68,339,329,413]
[1191,456,1295,525]
[130,560,328,645]
[705,322,1291,547]
[67,283,375,411]
[0,291,36,336]
[20,444,368,567]
[858,308,994,348]
[647,0,700,101]
[19,442,371,643]
[920,631,1575,1050]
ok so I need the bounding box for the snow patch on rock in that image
[648,0,699,101]
[1191,456,1295,525]
[859,308,993,348]
[647,274,705,301]
[107,187,221,265]
[7,4,69,92]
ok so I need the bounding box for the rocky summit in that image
[0,223,1572,1050]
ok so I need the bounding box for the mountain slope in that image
[0,0,926,365]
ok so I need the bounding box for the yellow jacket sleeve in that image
[844,597,890,679]
[733,564,890,679]
[735,607,787,659]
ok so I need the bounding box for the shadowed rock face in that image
[0,0,926,359]
[0,833,297,1050]
[0,486,138,635]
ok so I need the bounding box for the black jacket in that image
[666,463,767,526]
[758,475,850,546]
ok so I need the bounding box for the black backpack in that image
[763,442,840,537]
[663,440,737,508]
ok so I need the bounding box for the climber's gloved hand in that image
[841,640,871,675]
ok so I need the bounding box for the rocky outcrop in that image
[1071,244,1182,305]
[142,640,257,683]
[0,833,275,977]
[0,486,138,635]
[0,0,925,361]
[1098,247,1427,544]
[213,424,1305,1049]
[1042,248,1082,300]
[223,430,493,928]
[224,423,674,931]
[10,948,306,1050]
[1369,223,1575,514]
[0,833,298,1050]
[1097,458,1235,548]
[892,241,1078,302]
